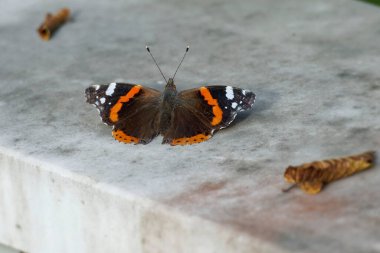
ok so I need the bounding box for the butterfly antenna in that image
[172,46,189,80]
[146,46,167,83]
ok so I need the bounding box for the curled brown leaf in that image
[283,151,375,194]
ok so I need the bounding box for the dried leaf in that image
[37,8,70,41]
[283,151,375,194]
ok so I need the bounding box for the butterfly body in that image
[158,78,178,134]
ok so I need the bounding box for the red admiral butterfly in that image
[85,46,255,145]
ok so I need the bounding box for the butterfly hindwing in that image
[162,102,214,145]
[85,83,161,144]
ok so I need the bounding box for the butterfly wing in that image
[162,102,214,145]
[85,83,161,144]
[163,85,255,145]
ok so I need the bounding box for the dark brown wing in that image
[85,83,161,144]
[162,86,255,146]
[162,102,214,145]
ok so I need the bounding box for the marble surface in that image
[0,0,379,252]
[0,244,19,253]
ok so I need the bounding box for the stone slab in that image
[0,0,379,252]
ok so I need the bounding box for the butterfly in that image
[85,46,255,145]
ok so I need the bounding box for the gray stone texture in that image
[0,0,379,252]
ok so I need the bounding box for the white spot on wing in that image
[94,85,100,91]
[106,83,117,96]
[226,86,234,100]
[100,97,106,104]
[242,89,247,95]
[231,102,238,109]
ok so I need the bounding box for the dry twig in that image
[37,8,70,41]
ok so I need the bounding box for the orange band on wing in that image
[171,134,211,146]
[112,130,139,144]
[109,85,141,122]
[199,87,223,126]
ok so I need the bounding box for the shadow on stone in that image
[232,88,279,126]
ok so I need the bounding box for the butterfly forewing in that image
[177,85,255,128]
[85,83,161,144]
[204,86,255,128]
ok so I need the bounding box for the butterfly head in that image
[166,78,176,89]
